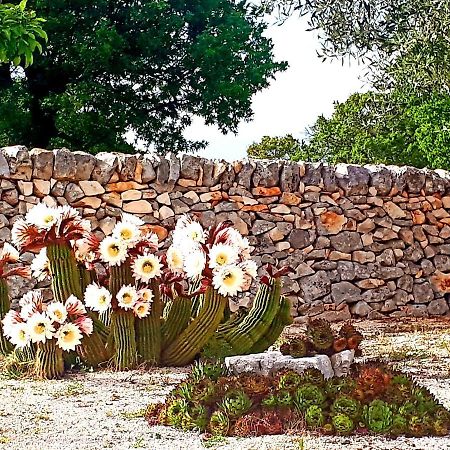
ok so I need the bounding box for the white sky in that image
[185,16,367,161]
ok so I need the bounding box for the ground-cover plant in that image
[280,320,363,358]
[146,362,450,437]
[1,204,292,378]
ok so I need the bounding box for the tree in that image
[247,134,301,159]
[0,1,286,154]
[0,0,47,66]
[300,91,450,170]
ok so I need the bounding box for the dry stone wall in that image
[2,145,450,321]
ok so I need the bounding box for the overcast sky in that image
[184,16,367,162]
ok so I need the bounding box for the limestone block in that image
[331,350,355,377]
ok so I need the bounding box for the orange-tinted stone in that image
[241,204,269,212]
[252,186,281,197]
[141,224,168,241]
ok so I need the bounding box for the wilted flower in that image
[0,243,19,263]
[74,316,93,336]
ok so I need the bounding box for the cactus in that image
[34,339,64,379]
[0,279,13,355]
[111,309,137,370]
[162,288,228,367]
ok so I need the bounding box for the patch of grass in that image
[52,381,91,398]
[0,353,33,380]
[121,408,147,419]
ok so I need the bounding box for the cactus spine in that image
[34,339,64,379]
[162,288,228,367]
[111,309,137,370]
[0,278,13,355]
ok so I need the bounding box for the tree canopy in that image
[0,0,286,154]
[0,0,46,66]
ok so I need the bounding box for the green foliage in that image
[247,134,302,160]
[331,396,361,421]
[0,0,285,153]
[332,413,354,435]
[0,1,47,66]
[363,400,393,434]
[305,405,325,428]
[276,370,302,392]
[325,377,356,399]
[391,415,408,436]
[209,410,230,436]
[219,390,253,419]
[182,404,209,431]
[190,360,226,383]
[294,383,326,412]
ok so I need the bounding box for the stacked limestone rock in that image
[1,145,450,320]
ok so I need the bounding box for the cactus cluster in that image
[0,204,293,378]
[280,320,363,358]
[147,361,450,437]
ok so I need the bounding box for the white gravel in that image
[1,320,450,450]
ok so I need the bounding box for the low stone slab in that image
[224,351,353,379]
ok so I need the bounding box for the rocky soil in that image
[1,318,450,450]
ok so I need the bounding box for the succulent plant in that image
[182,404,209,431]
[332,337,348,353]
[294,383,326,412]
[233,412,267,437]
[390,414,408,436]
[166,398,189,428]
[209,411,230,436]
[219,390,253,419]
[146,402,165,426]
[261,393,279,409]
[325,377,356,398]
[280,337,309,358]
[413,386,438,416]
[302,367,325,387]
[276,389,293,408]
[171,382,194,401]
[331,395,361,420]
[260,410,284,435]
[384,374,412,405]
[236,374,271,400]
[363,400,393,434]
[433,419,449,436]
[434,406,450,422]
[275,370,303,392]
[191,377,216,404]
[338,322,357,339]
[322,423,334,435]
[190,359,226,383]
[305,405,325,428]
[307,318,334,352]
[408,415,432,437]
[398,401,416,418]
[354,365,391,402]
[339,322,363,350]
[332,413,355,435]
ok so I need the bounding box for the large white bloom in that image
[84,283,112,313]
[139,288,154,303]
[56,323,83,351]
[112,221,140,245]
[2,310,22,338]
[116,285,139,310]
[9,323,30,348]
[133,301,151,319]
[208,244,238,269]
[99,236,128,266]
[166,245,183,269]
[31,248,49,281]
[212,265,245,297]
[1,243,19,262]
[19,291,43,320]
[121,212,144,227]
[25,203,60,230]
[27,312,55,343]
[46,302,68,324]
[132,254,161,282]
[184,250,206,278]
[172,216,205,245]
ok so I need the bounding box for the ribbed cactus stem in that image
[161,296,192,348]
[34,339,64,379]
[248,296,293,354]
[111,309,137,370]
[0,278,13,355]
[136,280,162,366]
[47,243,83,301]
[14,344,36,362]
[214,278,282,354]
[162,288,227,367]
[47,243,109,365]
[109,263,133,297]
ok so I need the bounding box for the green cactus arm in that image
[109,263,133,297]
[0,278,13,355]
[248,296,293,354]
[136,279,163,366]
[161,288,228,367]
[213,278,282,355]
[161,295,192,348]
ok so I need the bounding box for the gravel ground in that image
[1,318,450,450]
